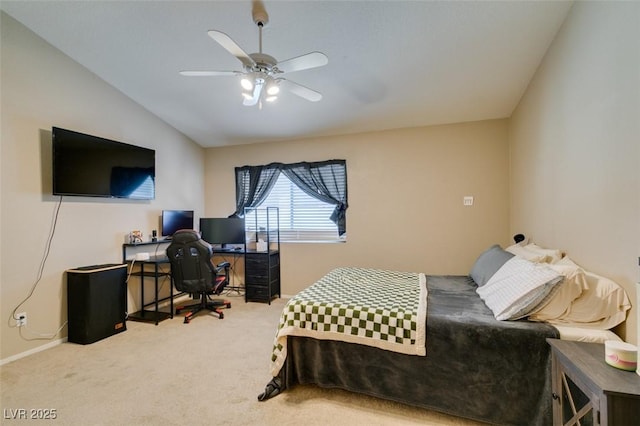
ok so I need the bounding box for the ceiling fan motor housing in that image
[247,53,279,75]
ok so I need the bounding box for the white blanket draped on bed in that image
[270,267,428,377]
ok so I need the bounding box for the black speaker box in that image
[67,263,127,344]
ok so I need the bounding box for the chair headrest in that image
[171,229,200,244]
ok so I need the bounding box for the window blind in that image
[256,173,343,242]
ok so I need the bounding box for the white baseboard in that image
[0,337,67,366]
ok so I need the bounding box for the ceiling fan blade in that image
[208,30,256,69]
[280,79,322,102]
[277,52,328,74]
[243,81,264,106]
[179,70,241,77]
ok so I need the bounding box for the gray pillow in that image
[470,244,514,286]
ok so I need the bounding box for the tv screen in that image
[162,210,194,237]
[52,127,155,199]
[200,218,246,245]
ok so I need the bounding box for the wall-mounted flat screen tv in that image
[52,127,155,199]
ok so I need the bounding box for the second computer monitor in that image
[200,217,245,247]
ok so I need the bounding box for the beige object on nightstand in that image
[604,340,637,371]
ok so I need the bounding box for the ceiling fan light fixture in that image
[240,77,254,91]
[266,84,280,96]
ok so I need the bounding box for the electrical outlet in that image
[463,196,474,206]
[16,312,27,327]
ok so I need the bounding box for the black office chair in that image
[166,229,231,323]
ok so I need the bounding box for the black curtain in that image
[282,161,347,236]
[231,165,280,217]
[232,160,348,236]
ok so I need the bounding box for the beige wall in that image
[4,1,637,363]
[509,1,640,343]
[1,13,205,361]
[204,120,511,296]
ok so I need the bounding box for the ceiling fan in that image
[180,2,328,107]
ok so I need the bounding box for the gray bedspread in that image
[277,275,560,425]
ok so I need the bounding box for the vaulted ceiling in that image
[1,1,573,147]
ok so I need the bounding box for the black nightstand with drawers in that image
[245,250,280,304]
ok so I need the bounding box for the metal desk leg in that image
[153,263,159,325]
[169,269,174,319]
[140,262,146,320]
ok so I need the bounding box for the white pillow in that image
[476,257,563,320]
[527,261,588,321]
[544,259,631,329]
[506,243,564,264]
[552,325,622,343]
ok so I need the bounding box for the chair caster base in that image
[176,299,230,323]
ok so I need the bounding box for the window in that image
[233,160,347,243]
[255,173,341,242]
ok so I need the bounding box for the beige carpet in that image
[1,294,485,425]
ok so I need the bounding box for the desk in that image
[548,338,640,425]
[127,256,173,325]
[212,248,245,293]
[122,240,170,262]
[211,248,281,303]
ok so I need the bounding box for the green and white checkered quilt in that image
[270,267,427,376]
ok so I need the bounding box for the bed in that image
[259,243,631,426]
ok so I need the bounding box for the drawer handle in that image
[552,392,559,401]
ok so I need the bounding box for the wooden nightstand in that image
[547,339,640,426]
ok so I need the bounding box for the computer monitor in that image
[200,218,245,247]
[161,210,194,237]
